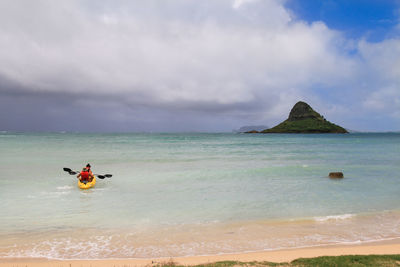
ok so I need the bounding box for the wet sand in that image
[2,240,400,266]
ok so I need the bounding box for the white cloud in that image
[358,39,400,118]
[364,86,400,114]
[232,0,256,9]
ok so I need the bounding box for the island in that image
[249,101,348,133]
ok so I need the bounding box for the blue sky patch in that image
[286,0,400,42]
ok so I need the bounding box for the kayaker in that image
[86,163,93,176]
[77,167,94,183]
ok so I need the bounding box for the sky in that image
[0,0,399,132]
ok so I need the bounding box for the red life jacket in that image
[80,171,90,181]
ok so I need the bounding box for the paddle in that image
[93,173,112,179]
[63,167,74,173]
[63,168,78,175]
[63,167,112,179]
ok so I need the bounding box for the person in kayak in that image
[77,167,94,183]
[86,163,93,176]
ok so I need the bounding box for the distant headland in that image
[248,101,348,134]
[233,125,269,133]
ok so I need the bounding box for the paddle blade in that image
[97,175,105,179]
[105,174,112,178]
[63,167,72,172]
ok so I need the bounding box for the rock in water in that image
[329,172,344,178]
[262,101,348,133]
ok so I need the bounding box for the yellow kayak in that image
[78,176,96,189]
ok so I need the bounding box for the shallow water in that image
[0,132,399,259]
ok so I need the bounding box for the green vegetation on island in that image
[259,101,348,134]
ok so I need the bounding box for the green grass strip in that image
[157,255,400,267]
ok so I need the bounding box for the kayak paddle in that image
[63,168,79,175]
[63,167,112,179]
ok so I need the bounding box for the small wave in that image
[314,214,354,222]
[0,236,117,260]
[57,186,73,190]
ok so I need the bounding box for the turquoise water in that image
[0,132,400,259]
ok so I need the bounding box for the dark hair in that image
[86,163,91,168]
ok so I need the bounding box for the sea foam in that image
[314,214,354,222]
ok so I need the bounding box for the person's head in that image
[86,163,91,169]
[82,167,88,172]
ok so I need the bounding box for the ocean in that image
[0,132,399,259]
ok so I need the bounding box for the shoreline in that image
[2,239,400,266]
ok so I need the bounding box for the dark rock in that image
[329,172,344,178]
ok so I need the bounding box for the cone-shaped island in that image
[257,101,348,133]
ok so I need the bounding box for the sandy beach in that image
[2,240,400,267]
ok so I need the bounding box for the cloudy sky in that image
[0,0,399,132]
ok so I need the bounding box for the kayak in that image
[78,176,96,189]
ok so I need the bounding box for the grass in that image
[155,255,400,267]
[291,254,400,266]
